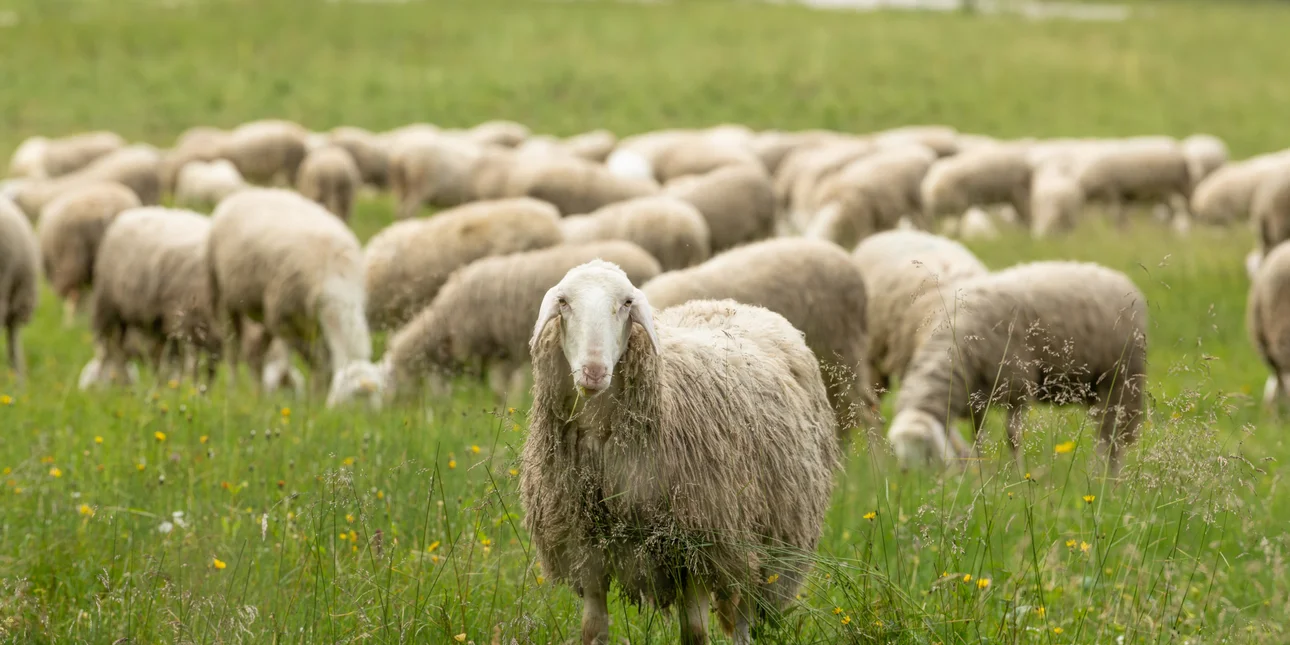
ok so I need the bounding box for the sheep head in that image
[531,259,660,396]
[887,409,957,469]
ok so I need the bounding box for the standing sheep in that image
[364,198,563,330]
[1191,152,1290,225]
[8,131,126,179]
[7,145,162,217]
[1247,243,1290,410]
[174,159,248,209]
[36,182,142,326]
[805,145,937,248]
[665,164,775,253]
[506,154,659,216]
[329,126,389,188]
[0,196,39,382]
[330,241,661,406]
[207,189,383,405]
[297,145,362,222]
[920,144,1033,225]
[1074,139,1191,227]
[1253,168,1290,256]
[887,261,1147,474]
[82,207,222,387]
[522,261,839,645]
[160,126,228,195]
[559,196,711,271]
[1182,134,1229,185]
[388,134,485,218]
[641,238,875,440]
[218,119,309,186]
[1029,163,1085,238]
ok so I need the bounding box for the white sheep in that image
[805,144,937,248]
[1253,167,1290,255]
[1193,151,1290,225]
[0,196,39,382]
[920,144,1033,225]
[326,126,389,189]
[561,129,617,162]
[1029,163,1085,238]
[1073,138,1191,227]
[1247,243,1290,410]
[559,195,711,271]
[207,188,382,406]
[8,131,126,179]
[506,153,659,216]
[388,134,485,218]
[36,182,142,326]
[665,164,775,253]
[8,145,162,218]
[465,120,530,148]
[160,126,228,195]
[522,261,838,645]
[174,159,248,209]
[297,145,362,222]
[1181,134,1229,185]
[218,119,310,186]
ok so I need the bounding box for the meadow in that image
[3,0,1290,642]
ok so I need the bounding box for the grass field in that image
[3,0,1290,643]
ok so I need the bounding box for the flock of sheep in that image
[1,118,1288,644]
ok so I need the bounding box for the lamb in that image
[1193,152,1290,225]
[7,145,162,217]
[388,134,485,218]
[174,159,248,209]
[1073,139,1191,227]
[0,196,39,382]
[81,207,222,388]
[521,261,838,645]
[1253,168,1290,255]
[160,126,227,195]
[805,145,938,248]
[8,131,126,179]
[297,145,362,222]
[1182,134,1229,185]
[1247,243,1290,410]
[920,144,1033,225]
[641,238,876,440]
[664,164,775,253]
[363,197,563,330]
[851,230,988,397]
[559,196,711,271]
[330,241,661,406]
[206,188,383,406]
[217,119,309,186]
[887,261,1147,475]
[1029,163,1085,237]
[506,154,659,216]
[36,182,142,326]
[328,126,389,188]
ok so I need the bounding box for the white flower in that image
[171,511,188,529]
[158,521,174,534]
[260,514,268,541]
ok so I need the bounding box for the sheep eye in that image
[623,299,633,308]
[557,296,568,308]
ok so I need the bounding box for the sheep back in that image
[37,182,142,299]
[1248,243,1290,378]
[665,164,775,252]
[559,196,711,271]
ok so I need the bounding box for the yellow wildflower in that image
[874,620,883,627]
[346,514,355,523]
[1066,539,1077,548]
[0,395,12,405]
[767,574,779,584]
[1024,472,1032,480]
[137,463,146,471]
[840,615,851,626]
[49,467,62,478]
[1080,541,1091,553]
[1036,607,1046,617]
[94,436,103,445]
[833,607,842,615]
[471,445,480,454]
[1083,495,1096,504]
[339,532,349,541]
[78,504,94,517]
[281,407,290,417]
[41,456,54,464]
[431,555,441,564]
[427,540,441,552]
[1054,441,1075,454]
[154,431,166,442]
[962,574,972,583]
[535,575,545,585]
[448,459,457,470]
[454,634,466,643]
[507,407,516,415]
[199,435,208,444]
[213,558,227,570]
[863,511,877,521]
[1053,627,1064,635]
[977,578,991,589]
[348,530,357,542]
[167,379,178,389]
[342,457,355,466]
[509,468,519,477]
[377,490,384,500]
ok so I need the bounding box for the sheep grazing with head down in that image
[36,182,142,326]
[0,196,39,382]
[665,164,775,253]
[522,261,839,645]
[297,145,362,222]
[7,145,162,218]
[174,159,248,209]
[888,261,1147,475]
[559,195,711,271]
[1247,243,1290,411]
[9,131,127,179]
[217,119,310,186]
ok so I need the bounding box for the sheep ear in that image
[530,287,562,350]
[629,288,660,355]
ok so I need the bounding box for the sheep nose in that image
[580,363,609,390]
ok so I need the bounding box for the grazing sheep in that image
[873,125,960,157]
[329,126,389,188]
[665,164,775,253]
[954,207,1002,241]
[331,241,661,406]
[8,131,126,179]
[388,134,485,218]
[750,130,839,176]
[522,261,839,645]
[0,196,39,381]
[82,207,221,388]
[561,129,617,162]
[1182,134,1229,185]
[297,145,362,222]
[507,154,659,215]
[207,189,382,405]
[641,238,875,440]
[888,261,1147,474]
[364,198,563,330]
[920,144,1033,225]
[1193,152,1290,225]
[36,182,142,326]
[781,139,875,228]
[651,137,762,184]
[605,129,696,181]
[218,119,309,186]
[174,159,248,209]
[466,120,530,148]
[1253,168,1290,255]
[160,126,227,195]
[1074,139,1191,227]
[1247,243,1290,410]
[851,230,988,397]
[1030,164,1085,238]
[559,196,711,271]
[7,145,162,218]
[805,145,938,248]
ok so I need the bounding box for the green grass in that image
[2,0,1290,642]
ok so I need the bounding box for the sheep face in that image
[531,260,660,396]
[326,360,390,409]
[887,409,956,468]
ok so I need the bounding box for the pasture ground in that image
[1,0,1289,642]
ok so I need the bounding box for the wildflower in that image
[154,431,166,442]
[471,445,480,454]
[874,620,883,627]
[342,457,355,467]
[962,574,972,583]
[427,540,441,552]
[212,557,227,570]
[1083,495,1096,504]
[767,574,779,584]
[1053,627,1064,635]
[158,521,174,534]
[12,487,21,494]
[1066,539,1077,548]
[448,459,457,470]
[281,407,290,417]
[1024,472,1032,480]
[1080,541,1091,553]
[349,530,357,542]
[840,615,851,626]
[172,511,187,528]
[339,532,349,541]
[220,481,230,490]
[1,468,7,475]
[49,467,62,478]
[535,575,545,585]
[1054,441,1075,454]
[199,435,208,444]
[167,379,179,389]
[509,468,519,477]
[78,504,94,517]
[41,456,54,464]
[277,480,285,489]
[977,578,991,590]
[346,514,355,524]
[454,634,466,643]
[1036,607,1046,617]
[833,607,842,615]
[863,511,877,521]
[507,407,516,415]
[376,490,384,500]
[136,463,146,472]
[0,394,12,405]
[512,423,520,432]
[431,555,441,564]
[94,436,103,445]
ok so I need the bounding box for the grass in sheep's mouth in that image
[0,0,1288,642]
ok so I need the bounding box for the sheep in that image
[779,139,875,227]
[8,131,126,179]
[466,120,530,148]
[330,241,661,406]
[6,145,162,218]
[561,129,617,163]
[36,182,142,326]
[750,130,839,176]
[1247,243,1290,410]
[651,137,763,184]
[887,261,1147,475]
[665,164,774,253]
[207,188,383,405]
[217,119,309,186]
[1029,163,1085,238]
[805,145,938,248]
[174,159,248,209]
[364,197,563,330]
[641,238,875,441]
[160,126,227,195]
[1253,168,1290,255]
[851,230,988,398]
[81,207,222,388]
[1192,152,1290,225]
[521,261,838,645]
[506,154,659,216]
[297,145,362,222]
[873,125,960,157]
[559,196,711,271]
[0,196,39,382]
[329,126,389,188]
[606,129,699,181]
[388,134,485,218]
[1182,134,1229,185]
[1073,139,1191,227]
[920,144,1033,225]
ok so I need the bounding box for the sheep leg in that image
[719,593,754,645]
[580,571,610,645]
[679,579,710,645]
[1262,374,1281,411]
[62,290,81,328]
[6,323,24,384]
